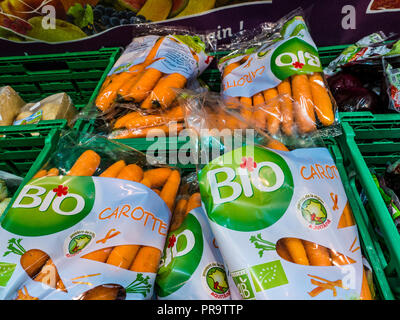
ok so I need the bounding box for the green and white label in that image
[156,207,230,300]
[2,176,95,236]
[199,146,294,232]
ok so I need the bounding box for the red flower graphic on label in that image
[240,157,257,172]
[53,185,68,197]
[168,234,176,248]
[310,213,323,223]
[293,61,305,69]
[205,55,213,64]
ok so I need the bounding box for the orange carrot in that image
[142,167,172,188]
[291,74,316,134]
[152,188,161,195]
[111,123,184,139]
[277,79,294,136]
[329,250,356,265]
[99,160,126,178]
[266,139,289,151]
[240,96,253,122]
[143,36,165,66]
[165,105,184,120]
[185,192,201,215]
[129,246,162,273]
[46,168,59,177]
[33,169,47,179]
[20,249,49,278]
[282,238,310,265]
[68,150,101,177]
[302,240,332,266]
[126,68,163,103]
[113,112,141,129]
[309,73,334,127]
[125,115,167,130]
[263,88,281,135]
[141,73,187,109]
[169,198,188,232]
[116,164,143,182]
[34,258,60,289]
[117,66,145,97]
[114,37,165,99]
[82,247,114,263]
[96,72,134,112]
[252,92,267,129]
[160,169,181,212]
[140,177,153,188]
[276,241,293,262]
[56,279,67,292]
[223,61,241,78]
[106,245,141,269]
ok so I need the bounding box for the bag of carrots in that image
[0,131,182,300]
[91,26,215,140]
[218,8,340,138]
[182,91,374,300]
[155,172,231,300]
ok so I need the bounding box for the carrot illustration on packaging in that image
[4,239,67,298]
[248,235,372,299]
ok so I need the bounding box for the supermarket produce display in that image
[0,5,400,302]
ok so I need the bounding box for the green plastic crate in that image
[0,120,66,179]
[0,47,121,129]
[335,112,400,298]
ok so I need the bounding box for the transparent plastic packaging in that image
[181,89,374,300]
[0,86,25,126]
[86,25,216,139]
[14,92,78,126]
[156,172,231,300]
[218,8,340,138]
[0,131,182,300]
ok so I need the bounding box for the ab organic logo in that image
[1,176,95,236]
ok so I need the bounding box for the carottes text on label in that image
[98,204,168,236]
[300,163,339,181]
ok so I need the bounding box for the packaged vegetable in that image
[218,9,339,138]
[324,32,400,77]
[88,26,215,139]
[0,131,182,300]
[183,91,373,300]
[156,172,231,300]
[0,171,23,217]
[14,93,78,126]
[383,58,400,112]
[0,86,25,126]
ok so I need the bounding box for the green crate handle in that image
[340,112,376,121]
[328,141,394,299]
[341,122,400,278]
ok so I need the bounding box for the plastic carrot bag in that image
[155,172,231,300]
[89,26,215,139]
[324,31,399,77]
[0,130,181,300]
[383,58,400,112]
[182,91,373,300]
[218,8,339,138]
